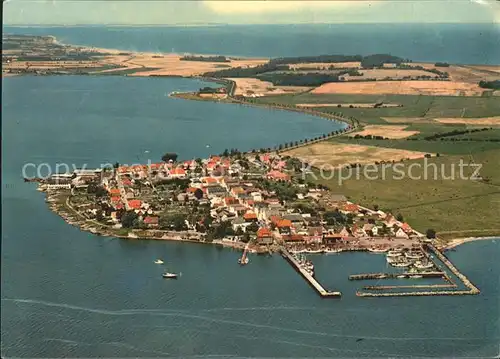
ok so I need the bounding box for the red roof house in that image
[128,199,142,209]
[266,170,290,182]
[144,216,159,227]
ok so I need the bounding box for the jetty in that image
[356,290,480,297]
[349,272,445,280]
[363,284,456,291]
[425,244,480,294]
[280,247,341,298]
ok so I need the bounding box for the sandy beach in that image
[443,236,498,250]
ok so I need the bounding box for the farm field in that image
[229,77,310,96]
[343,69,437,81]
[348,125,419,139]
[331,137,500,155]
[255,93,500,125]
[283,141,428,168]
[310,80,484,96]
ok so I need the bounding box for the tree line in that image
[479,80,500,90]
[181,55,230,63]
[423,127,492,141]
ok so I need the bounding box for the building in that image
[144,216,159,228]
[169,167,187,178]
[243,211,258,222]
[266,170,290,182]
[276,219,292,234]
[256,227,273,244]
[47,183,71,190]
[395,228,409,239]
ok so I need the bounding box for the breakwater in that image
[349,272,445,280]
[280,247,341,298]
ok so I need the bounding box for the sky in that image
[3,0,500,25]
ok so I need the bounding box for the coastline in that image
[442,236,498,250]
[44,189,269,253]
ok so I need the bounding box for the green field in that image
[308,149,500,241]
[255,93,500,124]
[331,137,500,154]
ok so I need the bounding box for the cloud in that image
[469,0,500,22]
[203,1,357,14]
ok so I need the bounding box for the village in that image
[38,151,427,252]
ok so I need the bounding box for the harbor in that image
[351,244,481,297]
[280,247,341,298]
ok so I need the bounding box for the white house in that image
[395,228,409,239]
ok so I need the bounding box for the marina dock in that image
[280,247,341,298]
[356,290,480,297]
[349,272,445,280]
[363,284,456,290]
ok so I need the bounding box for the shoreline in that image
[442,236,498,250]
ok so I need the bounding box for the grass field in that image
[307,149,500,240]
[331,137,500,155]
[256,94,500,125]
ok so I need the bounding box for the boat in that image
[154,259,164,264]
[162,272,178,279]
[405,251,424,260]
[387,250,403,257]
[386,256,398,264]
[239,245,250,265]
[414,261,434,270]
[410,275,423,279]
[397,275,407,279]
[391,260,411,267]
[306,249,323,254]
[369,248,388,253]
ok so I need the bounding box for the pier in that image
[349,272,445,280]
[363,284,456,291]
[425,244,480,294]
[280,247,341,298]
[356,290,480,297]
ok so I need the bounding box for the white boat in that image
[162,272,178,279]
[405,252,424,259]
[369,248,388,253]
[306,249,323,254]
[238,257,249,265]
[391,260,411,267]
[414,261,434,270]
[154,259,164,264]
[387,250,403,257]
[397,275,407,279]
[410,275,423,279]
